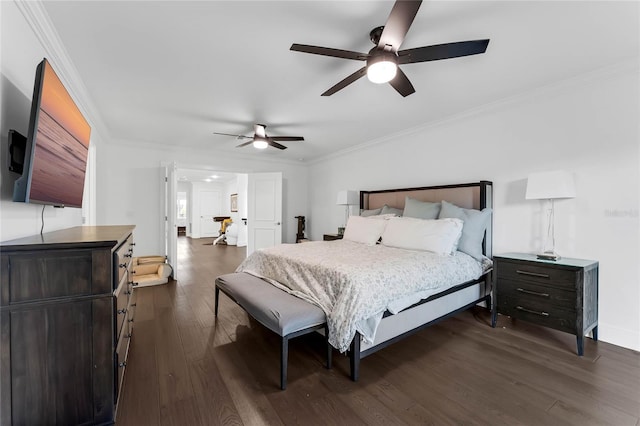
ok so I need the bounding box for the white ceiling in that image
[42,1,638,163]
[177,168,237,184]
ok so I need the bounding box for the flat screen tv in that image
[13,58,91,208]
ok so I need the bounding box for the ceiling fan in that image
[290,0,490,97]
[213,124,304,150]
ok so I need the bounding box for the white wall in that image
[308,63,639,351]
[0,1,97,242]
[97,141,308,257]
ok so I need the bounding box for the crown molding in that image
[309,58,639,166]
[15,0,112,146]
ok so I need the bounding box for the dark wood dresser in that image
[492,252,598,355]
[0,225,136,425]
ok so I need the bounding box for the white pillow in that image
[381,217,463,255]
[342,216,388,245]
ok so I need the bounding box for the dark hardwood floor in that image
[117,237,640,425]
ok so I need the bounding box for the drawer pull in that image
[117,308,127,315]
[119,263,127,269]
[132,282,139,287]
[124,253,132,258]
[516,306,549,317]
[119,362,127,368]
[516,270,550,279]
[516,288,550,298]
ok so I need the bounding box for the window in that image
[177,192,187,220]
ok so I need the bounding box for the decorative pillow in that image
[360,207,382,217]
[380,217,463,255]
[343,215,388,246]
[438,200,492,260]
[381,205,404,217]
[403,197,441,220]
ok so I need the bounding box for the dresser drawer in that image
[498,279,576,311]
[114,274,128,340]
[497,260,577,290]
[115,330,130,403]
[114,235,134,285]
[498,296,576,334]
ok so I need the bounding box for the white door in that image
[199,190,221,237]
[247,172,282,256]
[162,163,178,280]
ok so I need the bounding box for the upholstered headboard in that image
[360,181,493,257]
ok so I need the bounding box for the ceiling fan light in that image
[253,139,268,149]
[367,56,397,84]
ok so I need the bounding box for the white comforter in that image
[236,240,484,352]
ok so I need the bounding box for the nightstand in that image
[492,253,598,356]
[323,233,343,241]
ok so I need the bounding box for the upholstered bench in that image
[214,272,332,390]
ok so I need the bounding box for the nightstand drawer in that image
[498,279,576,311]
[498,296,576,334]
[497,261,577,289]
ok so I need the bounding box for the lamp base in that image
[537,251,561,261]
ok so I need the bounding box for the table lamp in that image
[336,190,358,231]
[525,170,576,260]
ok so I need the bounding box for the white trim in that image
[15,0,111,143]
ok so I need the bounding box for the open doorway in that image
[164,166,283,282]
[173,168,248,279]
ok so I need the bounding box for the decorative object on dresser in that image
[492,253,598,356]
[323,233,343,241]
[0,225,136,425]
[525,170,576,260]
[336,189,358,229]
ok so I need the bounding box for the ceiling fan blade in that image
[268,140,288,150]
[321,66,367,96]
[378,0,422,52]
[389,68,415,97]
[236,140,254,148]
[270,136,304,142]
[213,132,252,139]
[290,44,367,61]
[254,124,266,138]
[398,39,490,64]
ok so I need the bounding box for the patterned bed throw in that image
[236,240,484,352]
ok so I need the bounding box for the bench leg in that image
[350,332,360,382]
[281,336,288,390]
[325,324,332,369]
[214,286,220,316]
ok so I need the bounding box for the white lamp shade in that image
[337,190,359,205]
[525,170,576,200]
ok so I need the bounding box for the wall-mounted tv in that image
[13,58,91,208]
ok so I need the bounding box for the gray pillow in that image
[360,207,382,217]
[403,197,441,220]
[438,200,492,261]
[381,205,404,216]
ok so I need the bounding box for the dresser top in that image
[1,225,135,250]
[494,252,598,268]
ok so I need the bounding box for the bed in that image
[236,181,493,380]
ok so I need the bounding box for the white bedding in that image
[235,240,484,352]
